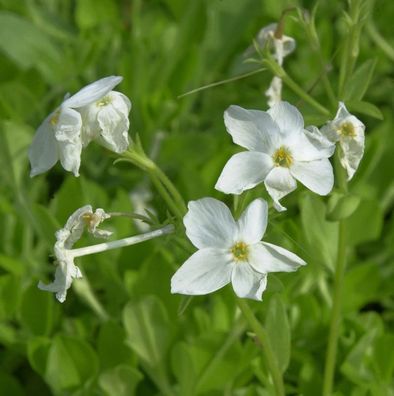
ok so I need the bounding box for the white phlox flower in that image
[321,102,365,180]
[29,76,130,177]
[79,91,131,153]
[171,198,306,300]
[215,101,335,211]
[38,205,112,302]
[247,23,295,107]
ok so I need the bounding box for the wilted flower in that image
[38,205,112,302]
[29,76,131,177]
[215,101,334,211]
[321,102,365,180]
[171,198,305,300]
[79,91,131,153]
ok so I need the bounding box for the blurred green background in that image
[0,0,393,395]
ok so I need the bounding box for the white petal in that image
[184,198,237,249]
[290,158,333,195]
[286,129,330,161]
[215,151,273,195]
[340,134,365,180]
[224,105,281,153]
[237,199,268,244]
[96,92,130,153]
[282,35,296,57]
[265,77,282,107]
[231,262,267,300]
[267,101,304,136]
[63,76,123,108]
[335,101,351,120]
[248,242,306,273]
[304,126,336,158]
[29,114,59,177]
[38,258,82,303]
[264,167,297,212]
[171,248,233,295]
[54,107,83,176]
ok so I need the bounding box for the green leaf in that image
[27,337,51,377]
[299,193,338,271]
[265,294,291,373]
[0,372,24,396]
[19,282,56,336]
[123,295,173,367]
[45,335,99,391]
[98,365,143,396]
[0,11,61,80]
[345,199,383,246]
[326,192,361,221]
[347,101,384,120]
[344,59,376,101]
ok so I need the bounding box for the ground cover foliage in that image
[0,0,393,395]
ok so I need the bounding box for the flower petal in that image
[340,134,365,180]
[249,242,306,273]
[215,151,273,195]
[290,158,334,195]
[96,92,131,153]
[304,125,336,158]
[264,167,297,211]
[286,129,330,161]
[171,248,233,295]
[55,108,83,176]
[184,198,237,249]
[267,101,304,136]
[237,198,268,244]
[231,262,267,300]
[29,114,59,177]
[63,76,123,108]
[224,105,281,153]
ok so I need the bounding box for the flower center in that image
[49,109,61,126]
[338,121,356,137]
[231,241,249,262]
[82,213,98,230]
[96,95,112,107]
[272,146,293,167]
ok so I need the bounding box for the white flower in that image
[245,23,296,107]
[215,101,335,211]
[38,205,112,302]
[79,91,131,153]
[29,76,128,177]
[321,102,365,180]
[171,198,305,300]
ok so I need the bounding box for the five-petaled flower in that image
[171,197,306,300]
[321,102,365,180]
[215,101,335,211]
[38,205,111,302]
[29,76,131,177]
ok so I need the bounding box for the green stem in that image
[281,73,330,116]
[322,220,347,396]
[237,299,285,396]
[121,150,185,221]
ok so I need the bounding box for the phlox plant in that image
[0,1,393,395]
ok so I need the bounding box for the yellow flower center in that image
[82,213,97,229]
[338,121,356,137]
[49,109,61,126]
[272,146,293,168]
[96,95,112,107]
[231,241,249,262]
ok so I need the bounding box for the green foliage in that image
[0,0,393,395]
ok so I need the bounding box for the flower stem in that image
[322,219,347,396]
[237,299,285,396]
[121,150,186,221]
[70,225,174,258]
